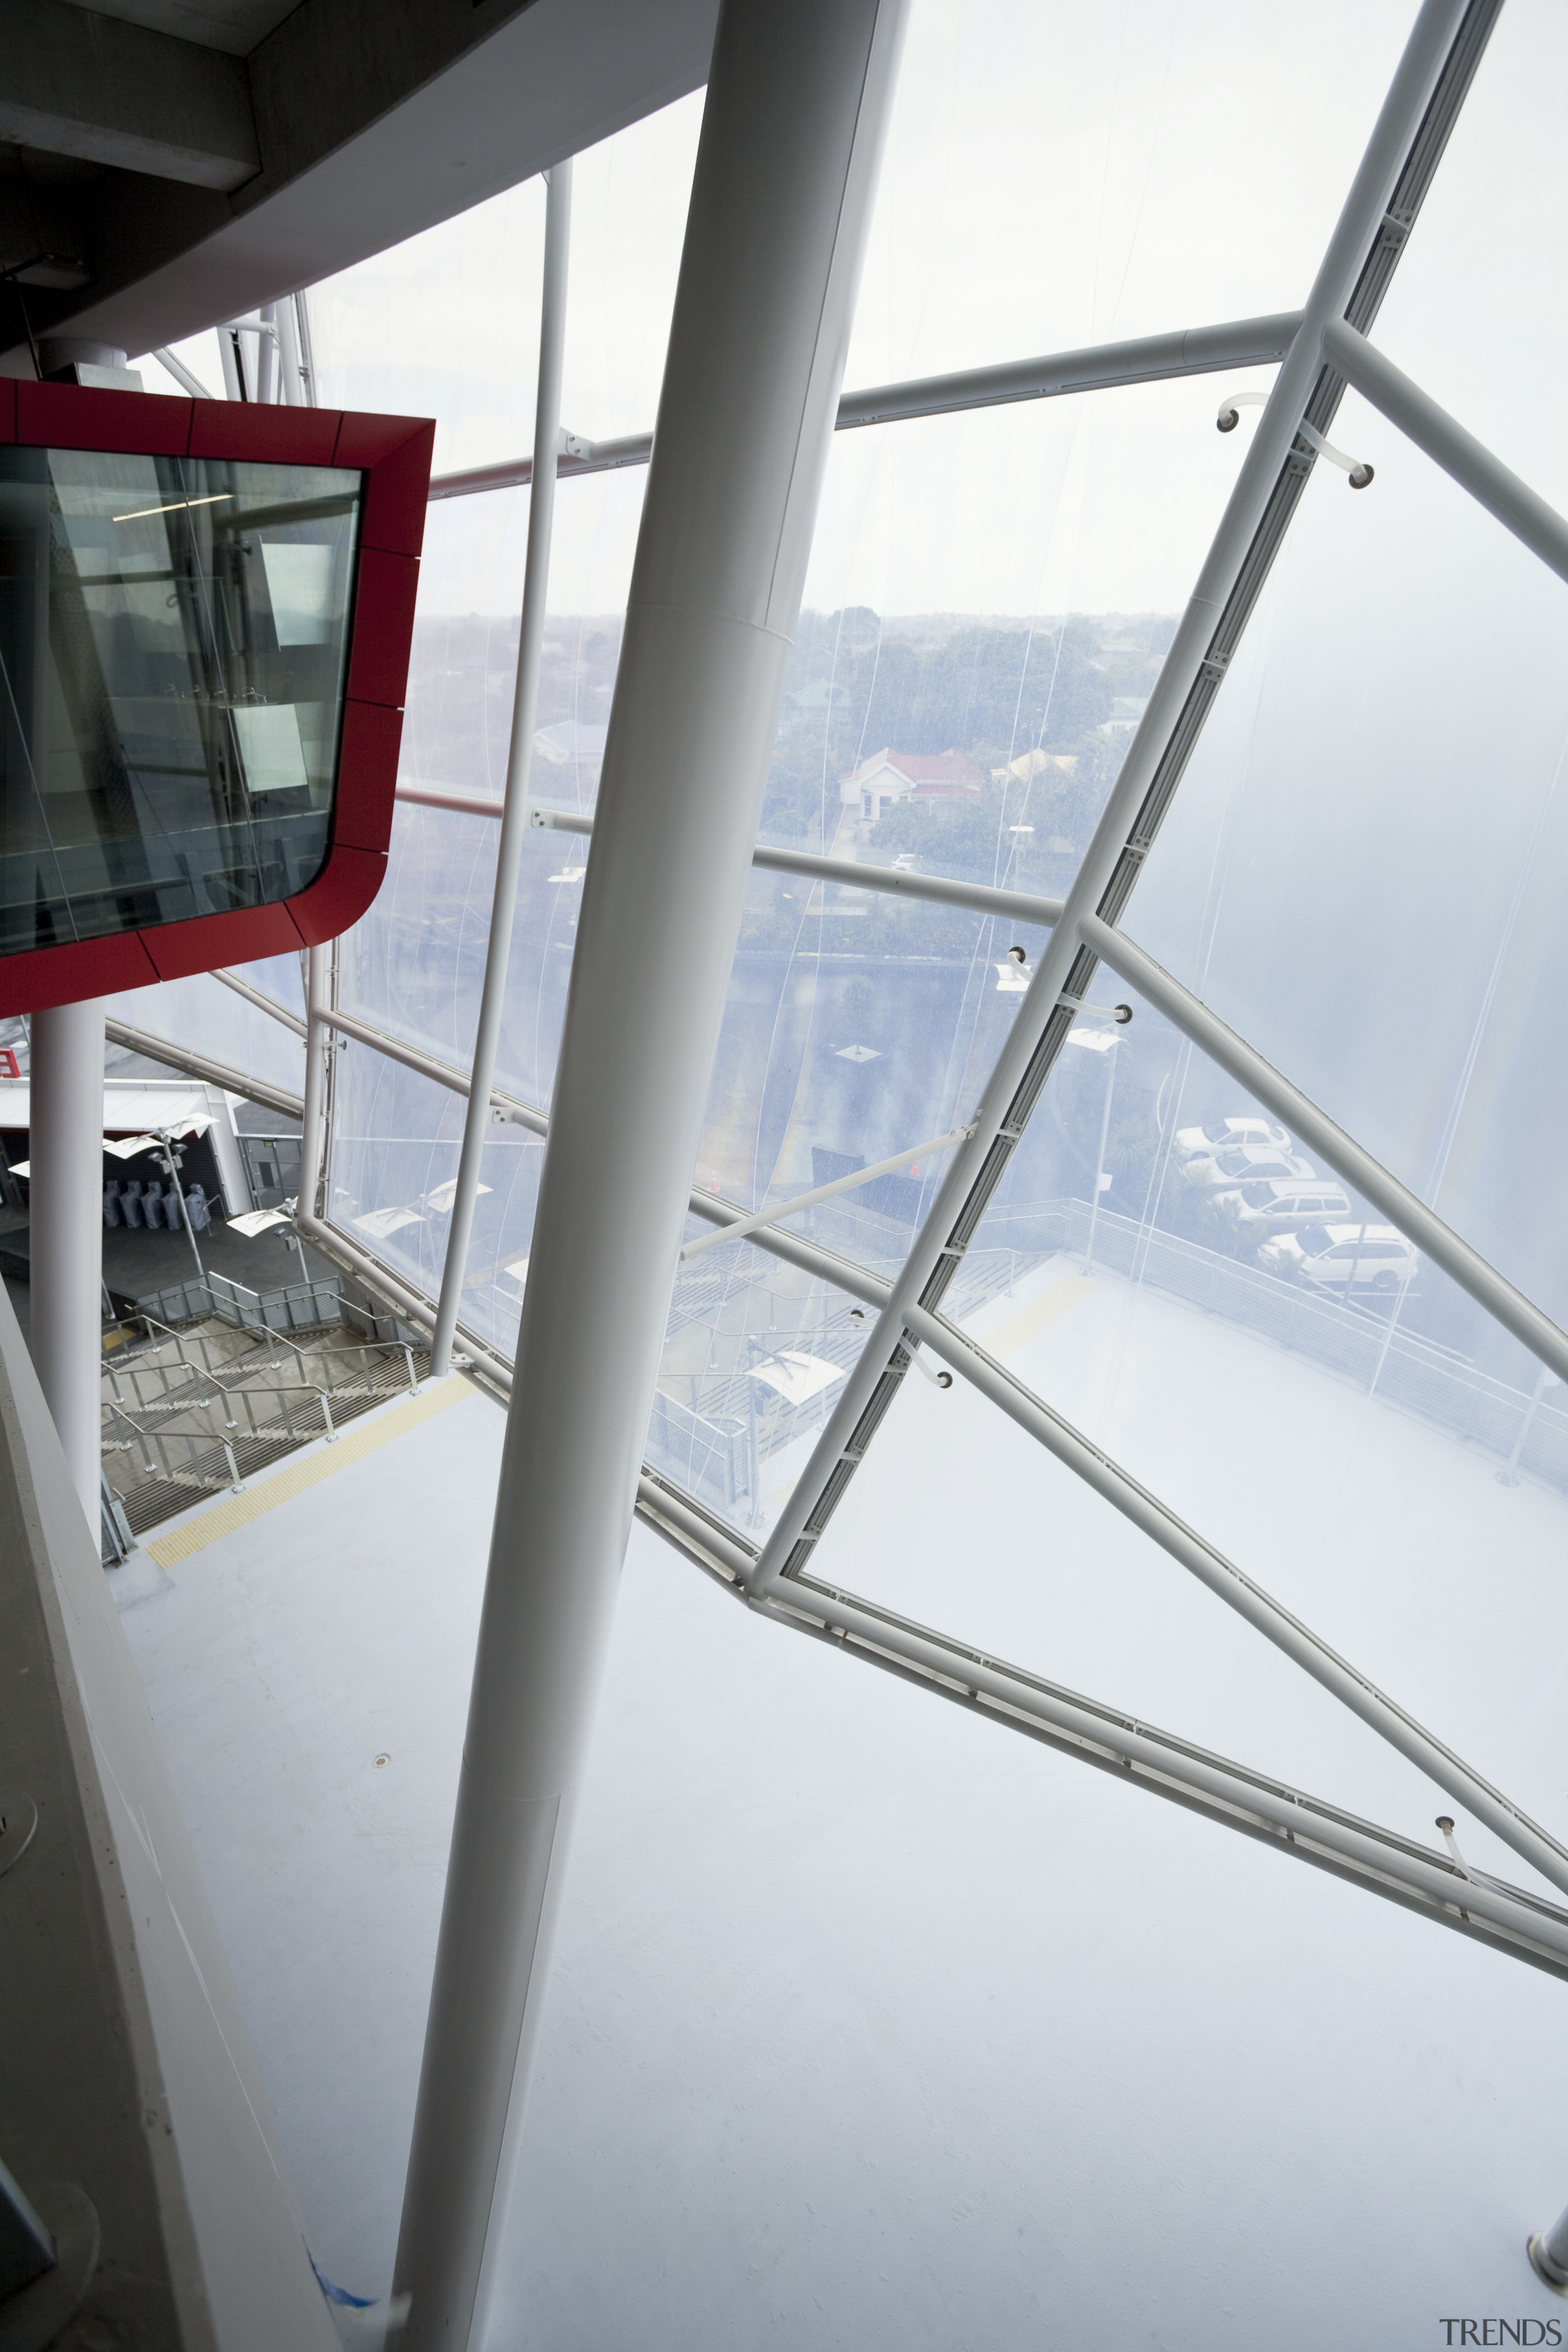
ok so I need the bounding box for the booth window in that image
[0,448,361,958]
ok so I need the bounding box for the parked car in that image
[1173,1115,1292,1161]
[1217,1178,1353,1233]
[1261,1223,1419,1294]
[1184,1138,1315,1189]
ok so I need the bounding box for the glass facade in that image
[108,0,1568,1984]
[0,448,359,957]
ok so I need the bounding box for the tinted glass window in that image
[0,446,360,957]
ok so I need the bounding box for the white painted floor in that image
[113,1265,1568,2350]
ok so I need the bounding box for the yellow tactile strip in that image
[147,1376,479,1567]
[978,1275,1096,1363]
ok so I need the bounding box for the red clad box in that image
[0,382,433,1016]
[17,380,192,456]
[189,401,343,469]
[333,413,436,557]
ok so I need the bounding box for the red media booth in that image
[0,381,434,1014]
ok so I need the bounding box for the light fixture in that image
[113,491,233,524]
[1216,388,1373,487]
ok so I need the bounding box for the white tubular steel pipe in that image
[274,296,303,407]
[749,839,1060,928]
[424,310,1302,499]
[102,1016,303,1122]
[428,164,571,1381]
[299,943,330,1223]
[1082,917,1568,1387]
[399,790,1068,930]
[1321,317,1568,587]
[745,0,1470,1607]
[211,963,307,1038]
[151,345,213,398]
[679,1123,969,1261]
[905,1302,1568,1902]
[394,783,508,821]
[391,7,910,2343]
[318,1004,886,1303]
[757,1578,1568,1967]
[28,997,106,1528]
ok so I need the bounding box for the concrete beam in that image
[1,0,718,371]
[0,0,259,191]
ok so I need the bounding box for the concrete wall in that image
[0,1278,338,2347]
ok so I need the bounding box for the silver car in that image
[1261,1222,1420,1294]
[1218,1178,1353,1233]
[1183,1137,1315,1190]
[1173,1115,1293,1161]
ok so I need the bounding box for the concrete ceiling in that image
[73,0,300,55]
[0,0,718,372]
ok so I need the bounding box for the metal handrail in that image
[102,1333,425,1498]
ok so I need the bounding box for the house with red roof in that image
[839,747,985,824]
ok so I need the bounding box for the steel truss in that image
[423,312,1304,502]
[246,0,1568,1976]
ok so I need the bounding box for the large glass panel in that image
[809,1339,1566,1894]
[347,467,647,1091]
[401,472,646,816]
[1368,0,1568,519]
[325,1043,467,1309]
[905,973,1568,1878]
[233,948,306,1025]
[341,799,501,1078]
[694,867,1046,1231]
[324,1032,540,1357]
[557,92,703,445]
[844,0,1416,389]
[683,377,1261,1249]
[647,1224,878,1537]
[106,967,307,1102]
[308,89,702,475]
[1126,403,1568,1332]
[0,448,359,957]
[782,374,1275,881]
[310,180,548,478]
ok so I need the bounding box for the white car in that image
[1216,1178,1352,1233]
[1183,1138,1315,1189]
[1173,1115,1292,1161]
[1261,1223,1420,1294]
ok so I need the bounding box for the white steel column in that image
[29,997,105,1528]
[391,2,908,2341]
[255,303,278,403]
[428,162,571,1379]
[292,292,318,408]
[298,943,330,1221]
[274,297,302,405]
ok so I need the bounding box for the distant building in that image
[533,720,609,772]
[839,747,984,824]
[1101,696,1149,735]
[990,748,1078,789]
